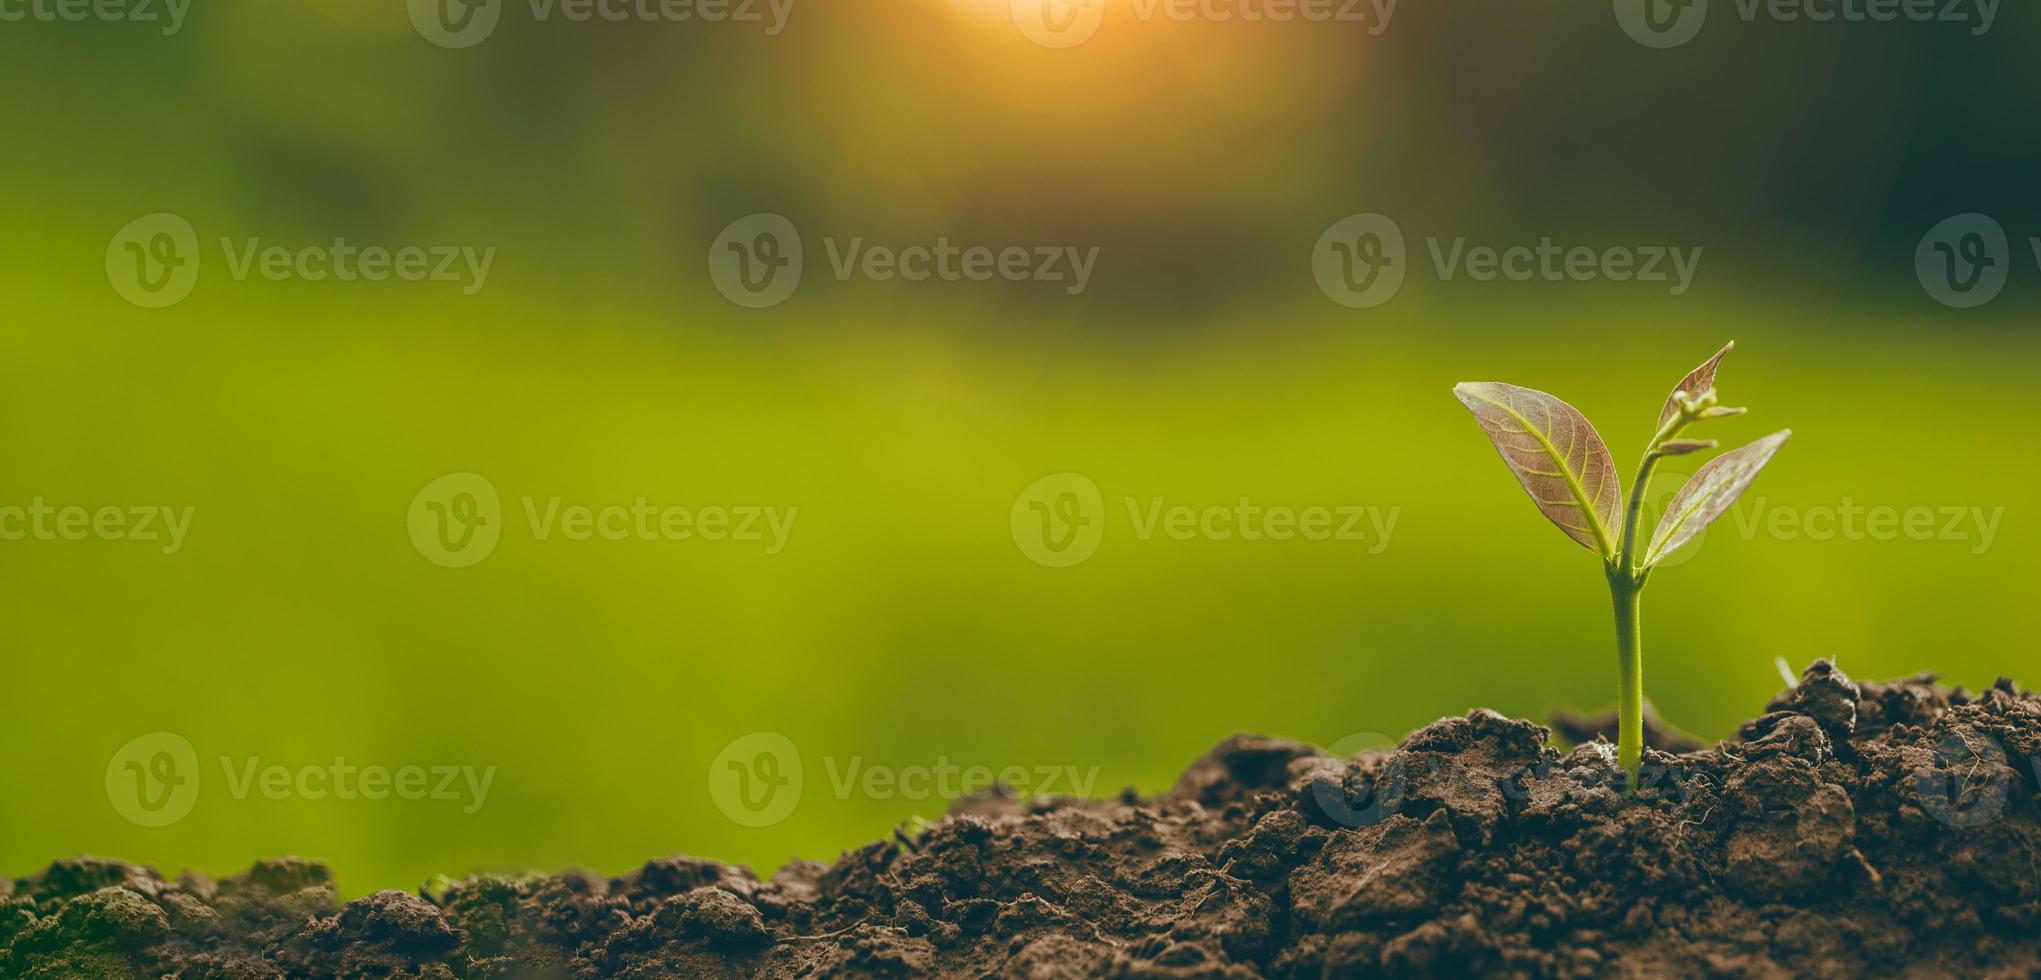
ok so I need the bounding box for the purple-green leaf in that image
[1644,430,1791,567]
[1658,341,1735,427]
[1454,382,1622,558]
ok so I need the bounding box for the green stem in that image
[1608,410,1692,794]
[1610,572,1643,790]
[1621,414,1688,568]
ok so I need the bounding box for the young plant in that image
[1453,342,1789,792]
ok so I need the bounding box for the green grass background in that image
[3,1,2038,894]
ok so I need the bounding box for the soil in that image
[8,660,2040,978]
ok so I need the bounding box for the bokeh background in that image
[4,0,2038,895]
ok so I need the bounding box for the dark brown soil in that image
[8,661,2040,978]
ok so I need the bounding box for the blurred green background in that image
[3,1,2038,895]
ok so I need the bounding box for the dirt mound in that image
[7,662,2039,977]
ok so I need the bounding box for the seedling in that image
[1454,342,1789,792]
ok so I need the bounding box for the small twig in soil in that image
[776,917,874,943]
[1848,847,1884,886]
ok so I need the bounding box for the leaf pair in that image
[1453,343,1788,568]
